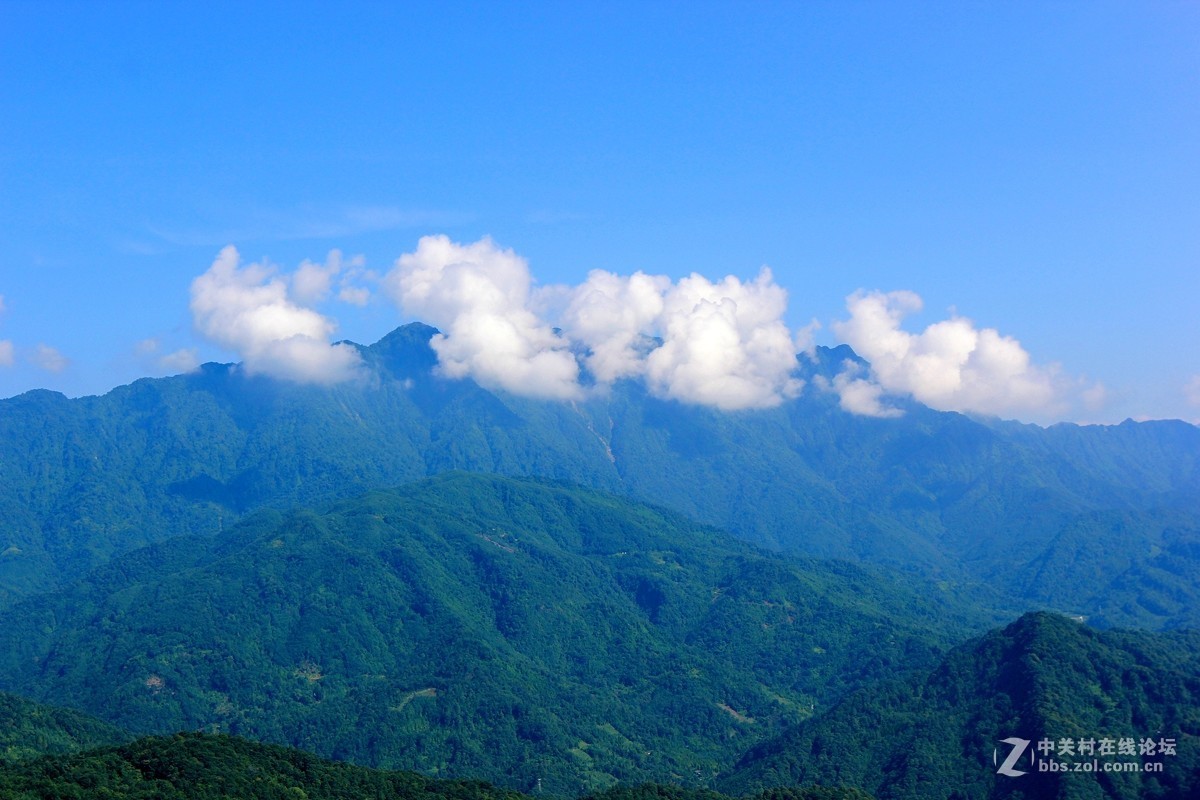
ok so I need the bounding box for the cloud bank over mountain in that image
[190,246,363,384]
[384,236,583,401]
[188,236,1093,419]
[384,236,804,410]
[830,290,1074,419]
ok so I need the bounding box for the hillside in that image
[0,691,129,763]
[0,732,873,800]
[1,324,1196,627]
[0,732,526,800]
[720,613,1200,799]
[0,473,993,794]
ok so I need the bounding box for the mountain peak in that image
[363,322,441,378]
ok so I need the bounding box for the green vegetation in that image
[0,325,1197,798]
[0,474,994,794]
[1,325,1197,630]
[720,613,1200,799]
[0,691,129,763]
[0,732,527,800]
[0,732,874,800]
[0,474,993,796]
[586,785,873,800]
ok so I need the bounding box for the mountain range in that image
[0,473,994,793]
[0,323,1197,798]
[2,324,1197,626]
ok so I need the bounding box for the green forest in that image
[0,325,1197,798]
[0,733,872,800]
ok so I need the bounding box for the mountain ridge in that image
[0,473,996,794]
[1,323,1197,628]
[719,611,1200,799]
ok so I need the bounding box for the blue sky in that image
[1,1,1197,423]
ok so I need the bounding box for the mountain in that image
[2,323,1197,627]
[0,732,526,800]
[0,691,129,763]
[720,612,1200,799]
[0,473,994,794]
[0,732,873,800]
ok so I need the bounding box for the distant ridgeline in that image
[1,323,1198,628]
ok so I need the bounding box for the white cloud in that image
[553,267,803,408]
[1185,375,1200,408]
[385,235,582,400]
[291,253,341,305]
[135,338,199,374]
[289,249,372,307]
[190,246,363,384]
[831,290,1071,418]
[338,285,371,306]
[555,269,670,383]
[1081,382,1109,412]
[641,270,802,410]
[794,319,821,356]
[159,348,200,373]
[384,236,805,409]
[820,361,903,418]
[373,236,1095,419]
[32,344,68,373]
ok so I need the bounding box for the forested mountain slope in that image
[721,613,1200,800]
[0,691,129,763]
[1,324,1197,626]
[0,474,991,794]
[0,732,873,800]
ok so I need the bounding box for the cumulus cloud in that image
[820,360,903,418]
[385,235,582,400]
[555,270,670,383]
[830,290,1071,417]
[159,349,200,373]
[190,246,363,384]
[384,236,804,409]
[1185,375,1200,408]
[641,270,801,409]
[380,235,1095,419]
[33,344,68,373]
[338,285,371,306]
[291,254,342,305]
[135,338,200,375]
[290,249,373,307]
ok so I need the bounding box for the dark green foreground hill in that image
[0,473,989,794]
[0,732,527,800]
[721,613,1200,800]
[0,691,129,763]
[0,732,873,800]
